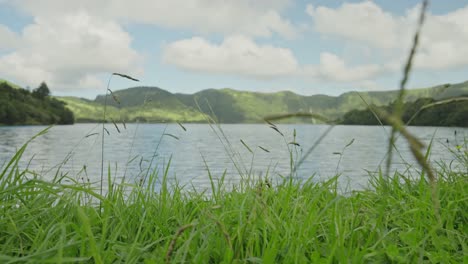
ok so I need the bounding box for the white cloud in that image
[10,0,297,38]
[306,1,468,71]
[0,11,142,92]
[316,52,381,82]
[415,6,468,70]
[301,53,382,82]
[0,24,20,50]
[306,1,402,50]
[1,0,297,92]
[162,35,298,78]
[163,36,383,83]
[7,0,467,93]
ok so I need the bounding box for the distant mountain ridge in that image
[58,80,468,123]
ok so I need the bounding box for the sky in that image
[1,0,468,99]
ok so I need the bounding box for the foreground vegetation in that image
[0,131,466,263]
[0,82,74,125]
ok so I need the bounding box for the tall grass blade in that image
[385,0,429,178]
[240,139,253,154]
[177,122,187,131]
[112,73,140,82]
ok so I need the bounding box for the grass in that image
[0,133,466,263]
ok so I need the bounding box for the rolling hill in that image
[58,80,468,123]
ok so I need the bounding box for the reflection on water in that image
[0,124,465,192]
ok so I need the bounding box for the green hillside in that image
[0,82,74,125]
[62,88,206,123]
[57,80,468,124]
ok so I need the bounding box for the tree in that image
[5,102,26,124]
[32,82,50,99]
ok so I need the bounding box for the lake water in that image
[0,124,465,192]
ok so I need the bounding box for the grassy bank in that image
[0,133,466,263]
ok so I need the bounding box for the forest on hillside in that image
[0,82,74,125]
[339,97,468,127]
